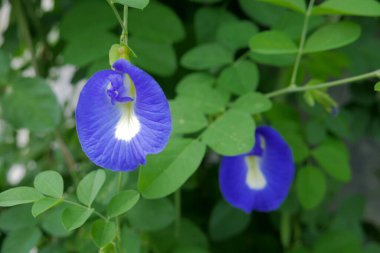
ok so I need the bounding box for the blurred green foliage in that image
[0,0,380,253]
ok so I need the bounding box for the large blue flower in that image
[76,59,171,171]
[219,126,294,213]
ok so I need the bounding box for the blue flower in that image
[76,59,172,171]
[219,126,294,213]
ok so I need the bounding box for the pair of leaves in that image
[250,21,361,55]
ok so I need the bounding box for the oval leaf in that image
[91,220,116,248]
[312,0,380,17]
[209,200,251,241]
[107,190,140,218]
[296,166,326,209]
[304,21,361,53]
[62,205,94,231]
[250,30,298,55]
[127,198,175,231]
[113,0,149,9]
[2,77,61,132]
[138,138,206,199]
[1,227,42,253]
[202,110,255,156]
[34,171,64,198]
[257,0,306,13]
[0,187,43,207]
[230,92,272,114]
[77,170,106,206]
[312,138,351,182]
[170,99,208,134]
[217,60,259,95]
[181,43,233,70]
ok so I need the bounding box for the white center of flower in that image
[245,156,267,190]
[114,106,141,142]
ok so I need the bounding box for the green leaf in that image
[181,43,233,70]
[312,0,380,17]
[257,0,306,13]
[250,31,298,55]
[2,77,61,132]
[32,197,63,217]
[304,21,361,53]
[107,190,140,218]
[61,205,94,231]
[129,37,177,77]
[0,205,36,231]
[1,227,42,253]
[217,60,259,95]
[127,198,175,231]
[176,73,215,94]
[60,2,116,39]
[40,205,71,237]
[177,86,229,115]
[312,138,351,182]
[0,49,10,82]
[249,52,296,67]
[0,187,43,207]
[281,131,310,163]
[121,227,141,253]
[34,171,64,198]
[230,92,272,114]
[138,138,206,199]
[170,99,208,134]
[216,20,258,51]
[63,29,117,67]
[194,7,237,43]
[209,200,251,241]
[129,2,184,43]
[374,82,380,91]
[77,170,106,206]
[296,166,326,209]
[113,0,149,9]
[314,230,362,253]
[202,110,255,156]
[91,220,116,248]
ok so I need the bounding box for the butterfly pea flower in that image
[76,59,171,171]
[219,126,294,213]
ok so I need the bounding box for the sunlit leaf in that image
[77,170,106,206]
[138,138,206,199]
[34,171,64,198]
[62,205,93,231]
[0,187,43,207]
[202,110,255,156]
[107,190,140,218]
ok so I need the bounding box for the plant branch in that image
[106,0,128,36]
[115,172,124,253]
[289,0,315,86]
[55,130,79,186]
[266,69,380,98]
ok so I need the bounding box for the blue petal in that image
[76,59,171,171]
[219,126,294,213]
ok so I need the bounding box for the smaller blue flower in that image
[76,59,171,171]
[219,126,294,213]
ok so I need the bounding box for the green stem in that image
[266,69,380,98]
[13,0,39,74]
[63,199,108,221]
[175,190,181,238]
[115,172,124,253]
[106,0,127,35]
[122,5,129,44]
[289,0,315,86]
[55,130,79,187]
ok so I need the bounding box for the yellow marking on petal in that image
[245,156,267,190]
